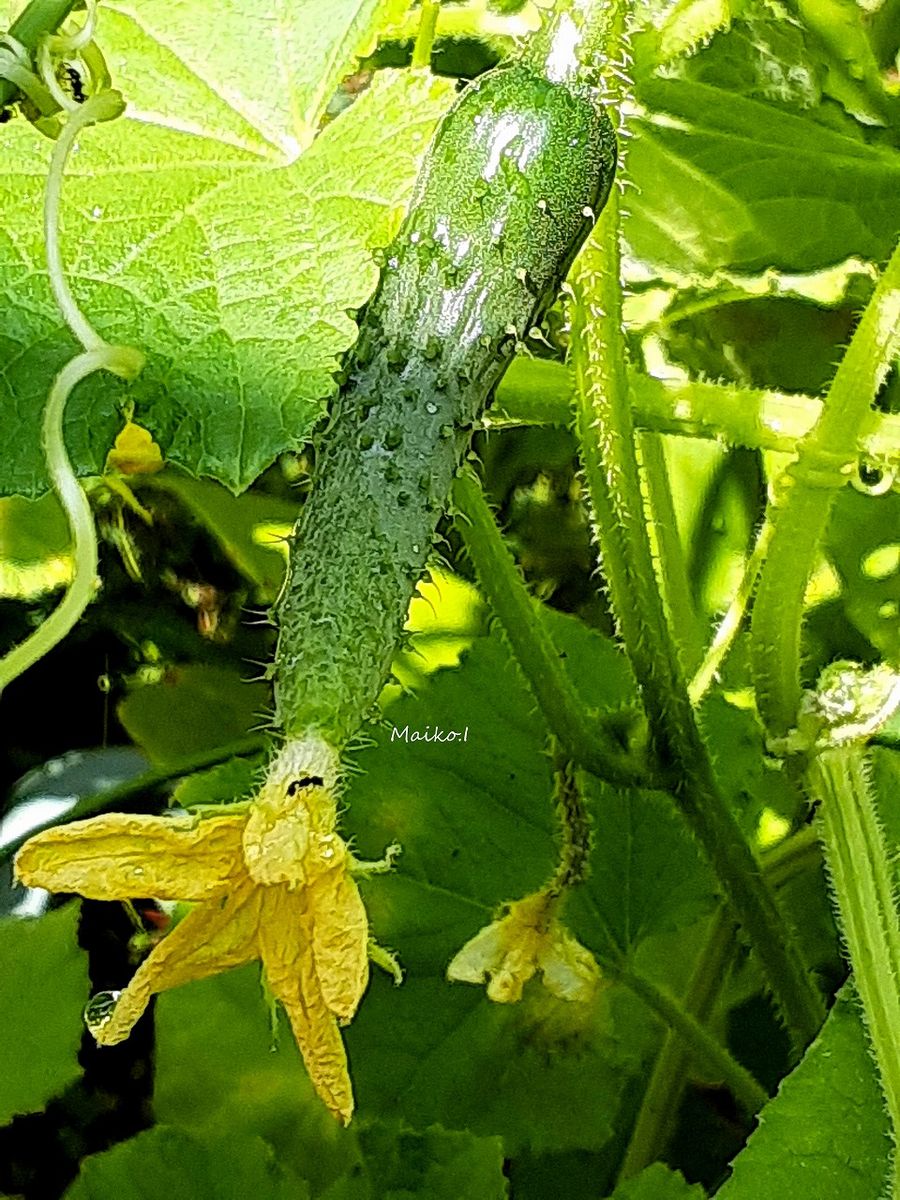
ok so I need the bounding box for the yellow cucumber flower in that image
[447,890,601,1005]
[15,736,396,1125]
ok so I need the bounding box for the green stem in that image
[812,745,900,1194]
[383,1,528,48]
[612,959,768,1117]
[618,911,739,1178]
[639,431,702,673]
[45,89,126,350]
[751,241,900,738]
[0,734,267,860]
[451,470,650,790]
[411,0,441,69]
[568,0,823,1047]
[490,359,900,470]
[619,823,822,1179]
[0,0,77,108]
[0,89,142,693]
[546,752,592,897]
[689,519,772,706]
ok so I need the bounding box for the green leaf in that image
[826,488,900,663]
[717,986,892,1199]
[628,77,900,275]
[117,664,268,766]
[63,1126,306,1200]
[319,1122,508,1200]
[609,1162,707,1198]
[791,0,898,126]
[0,70,455,497]
[172,756,263,808]
[0,904,88,1123]
[659,294,857,396]
[0,492,72,599]
[340,611,717,1151]
[152,612,715,1155]
[144,472,297,602]
[153,967,507,1196]
[105,0,409,158]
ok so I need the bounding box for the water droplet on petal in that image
[84,990,121,1037]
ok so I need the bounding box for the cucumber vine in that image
[3,0,900,1188]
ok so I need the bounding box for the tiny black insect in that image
[287,775,325,796]
[63,64,86,103]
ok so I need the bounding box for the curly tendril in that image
[0,87,144,694]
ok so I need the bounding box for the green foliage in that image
[718,987,892,1199]
[0,67,454,495]
[1,0,899,1196]
[64,1126,307,1200]
[610,1163,707,1198]
[117,664,267,765]
[0,904,88,1124]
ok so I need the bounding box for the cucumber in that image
[274,48,617,749]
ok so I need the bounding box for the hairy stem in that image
[812,746,900,1190]
[618,911,739,1178]
[613,958,767,1118]
[490,359,900,470]
[567,0,823,1047]
[751,241,900,738]
[451,470,649,789]
[639,431,702,673]
[546,753,592,897]
[689,519,772,706]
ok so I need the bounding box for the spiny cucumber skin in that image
[275,62,617,746]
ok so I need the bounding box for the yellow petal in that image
[242,738,342,888]
[243,802,311,888]
[93,881,260,1045]
[259,887,354,1124]
[105,421,164,475]
[15,813,245,901]
[310,866,369,1023]
[538,928,601,1004]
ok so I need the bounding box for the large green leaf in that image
[609,1163,707,1198]
[717,986,891,1199]
[627,76,900,276]
[319,1122,508,1200]
[153,966,508,1196]
[63,1126,306,1200]
[103,0,407,158]
[826,488,900,663]
[117,664,267,765]
[0,904,88,1123]
[151,611,721,1157]
[0,70,454,497]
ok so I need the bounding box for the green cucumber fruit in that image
[274,49,617,747]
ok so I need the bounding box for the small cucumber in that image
[274,25,617,749]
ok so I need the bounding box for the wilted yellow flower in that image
[105,420,164,475]
[15,736,398,1125]
[447,890,600,1005]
